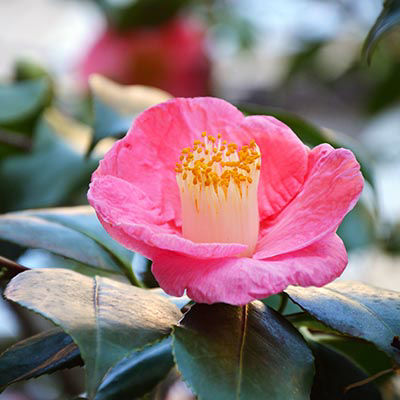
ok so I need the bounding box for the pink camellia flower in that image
[80,18,210,97]
[88,97,363,305]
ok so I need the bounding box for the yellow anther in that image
[176,134,260,193]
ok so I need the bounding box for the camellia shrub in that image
[1,94,399,400]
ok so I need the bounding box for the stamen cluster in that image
[175,133,260,196]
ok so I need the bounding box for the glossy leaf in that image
[4,268,182,399]
[286,281,400,364]
[0,118,97,212]
[363,0,400,63]
[17,249,129,281]
[0,328,82,391]
[20,206,136,282]
[0,211,123,274]
[309,340,382,400]
[173,302,314,400]
[314,335,393,377]
[95,339,173,400]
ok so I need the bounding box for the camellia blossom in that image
[79,18,210,97]
[88,97,364,305]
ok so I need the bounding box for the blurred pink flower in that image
[79,18,210,97]
[88,97,363,305]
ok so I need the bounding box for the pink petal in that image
[234,115,309,219]
[152,234,347,305]
[88,175,246,259]
[92,97,245,226]
[92,97,309,228]
[254,144,364,259]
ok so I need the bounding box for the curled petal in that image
[254,145,364,259]
[152,234,347,305]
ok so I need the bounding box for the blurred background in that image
[1,0,400,398]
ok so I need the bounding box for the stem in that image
[0,255,29,280]
[344,368,394,393]
[0,128,32,151]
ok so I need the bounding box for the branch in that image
[0,128,32,151]
[0,255,29,281]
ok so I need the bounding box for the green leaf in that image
[363,0,400,64]
[4,268,182,399]
[0,328,82,391]
[173,302,314,400]
[95,339,173,400]
[314,335,393,378]
[20,206,136,283]
[0,118,97,212]
[0,211,124,275]
[237,103,375,190]
[286,281,400,364]
[94,0,188,30]
[309,340,382,400]
[0,77,51,133]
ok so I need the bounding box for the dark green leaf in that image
[363,0,400,63]
[262,293,303,315]
[0,77,51,133]
[95,339,173,400]
[4,268,182,399]
[94,0,188,30]
[0,328,82,391]
[14,59,52,83]
[286,281,400,364]
[309,340,382,400]
[287,312,339,334]
[314,335,393,377]
[173,302,314,400]
[0,118,97,212]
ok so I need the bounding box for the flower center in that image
[175,133,261,257]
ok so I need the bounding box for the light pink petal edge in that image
[254,144,364,259]
[152,233,347,305]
